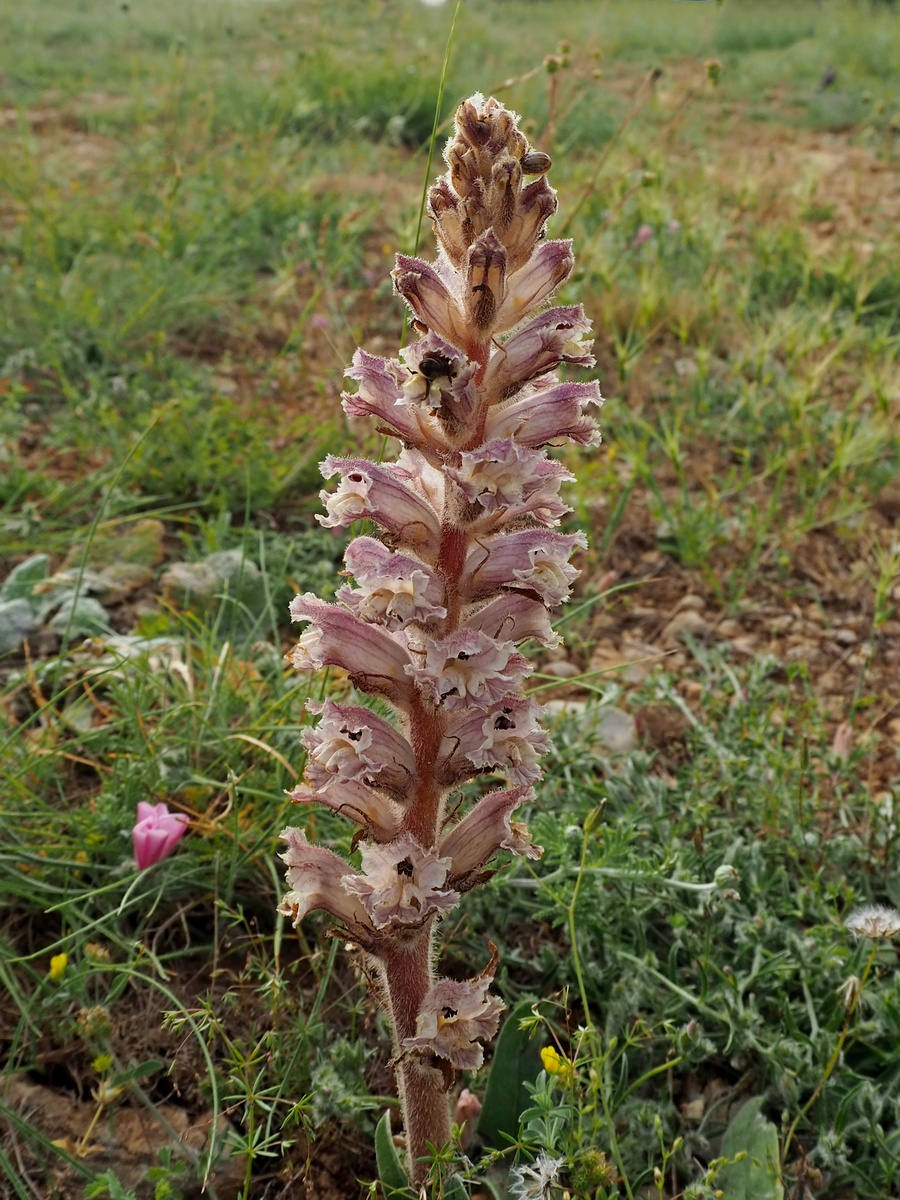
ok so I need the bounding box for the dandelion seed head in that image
[845,904,900,940]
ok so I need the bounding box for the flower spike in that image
[279,93,601,1188]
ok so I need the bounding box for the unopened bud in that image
[714,864,739,888]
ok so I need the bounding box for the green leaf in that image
[473,1178,501,1200]
[374,1110,414,1198]
[47,595,112,637]
[112,1058,165,1087]
[0,554,50,607]
[442,1176,469,1200]
[719,1097,784,1200]
[477,997,545,1148]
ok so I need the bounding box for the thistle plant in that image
[278,93,601,1187]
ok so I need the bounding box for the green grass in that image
[1,1,899,1197]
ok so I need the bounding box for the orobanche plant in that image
[278,93,601,1189]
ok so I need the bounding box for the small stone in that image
[716,619,742,638]
[675,594,705,613]
[543,699,589,720]
[592,706,638,754]
[887,718,900,745]
[541,660,581,680]
[542,703,637,755]
[769,614,794,633]
[681,1097,705,1121]
[821,695,845,720]
[785,639,820,663]
[660,610,709,646]
[833,628,858,646]
[590,640,652,685]
[618,639,657,683]
[212,374,239,396]
[160,562,220,611]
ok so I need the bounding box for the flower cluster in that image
[278,93,601,1181]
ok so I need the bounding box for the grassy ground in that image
[1,0,899,1197]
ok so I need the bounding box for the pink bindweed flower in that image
[132,802,188,870]
[633,223,654,248]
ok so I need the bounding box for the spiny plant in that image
[276,93,601,1189]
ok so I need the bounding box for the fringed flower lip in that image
[342,835,460,930]
[300,698,416,798]
[317,456,442,556]
[337,537,447,630]
[402,945,504,1070]
[278,827,373,935]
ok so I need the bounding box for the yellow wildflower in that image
[48,953,68,982]
[540,1045,575,1081]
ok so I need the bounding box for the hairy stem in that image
[381,930,452,1184]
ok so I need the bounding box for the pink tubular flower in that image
[481,305,594,399]
[342,835,459,929]
[337,538,446,629]
[440,785,542,884]
[406,628,531,711]
[301,698,416,798]
[278,94,601,1187]
[132,802,188,870]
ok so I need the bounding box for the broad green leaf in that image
[47,595,112,637]
[374,1110,414,1198]
[0,554,49,607]
[719,1096,784,1200]
[477,997,544,1148]
[0,599,37,654]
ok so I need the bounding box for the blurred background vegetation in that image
[1,2,899,1198]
